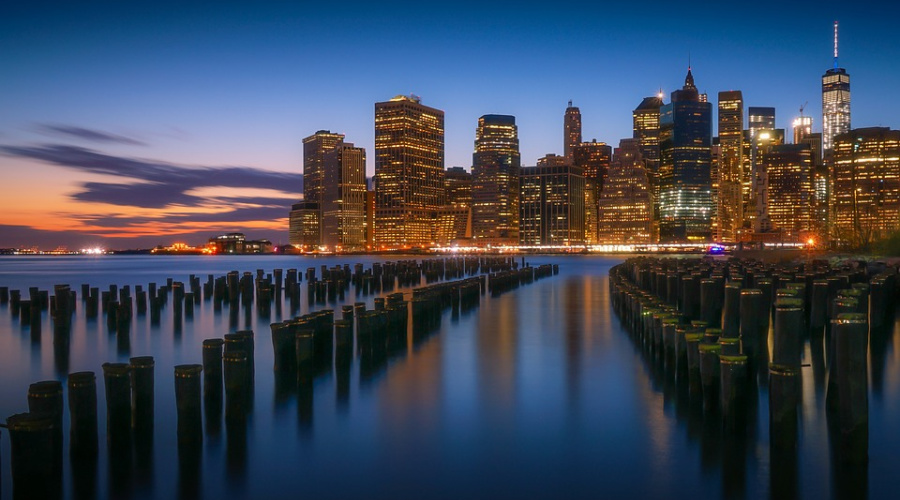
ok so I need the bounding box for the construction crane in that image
[799,101,808,118]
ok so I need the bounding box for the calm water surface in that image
[0,255,898,499]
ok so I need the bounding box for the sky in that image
[2,0,899,249]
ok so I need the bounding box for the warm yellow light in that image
[807,238,815,246]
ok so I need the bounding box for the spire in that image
[684,67,695,90]
[833,20,839,69]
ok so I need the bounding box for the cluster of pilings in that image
[609,256,897,467]
[487,264,558,296]
[0,256,559,498]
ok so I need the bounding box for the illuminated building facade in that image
[832,128,900,247]
[432,206,472,246]
[302,130,345,243]
[573,140,612,192]
[764,144,813,241]
[633,95,664,234]
[751,129,785,233]
[748,107,775,139]
[445,167,473,208]
[573,140,611,244]
[472,114,520,245]
[211,233,272,254]
[374,95,445,248]
[519,154,585,246]
[564,101,581,161]
[289,202,321,249]
[717,91,744,242]
[322,142,367,251]
[658,69,713,243]
[823,21,851,151]
[598,139,652,244]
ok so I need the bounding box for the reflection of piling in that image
[832,313,869,463]
[175,365,203,445]
[7,412,62,500]
[720,354,749,432]
[68,371,99,458]
[769,364,800,451]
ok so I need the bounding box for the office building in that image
[564,101,582,161]
[633,95,664,229]
[658,68,713,242]
[472,114,520,245]
[289,202,321,249]
[374,95,445,249]
[823,21,851,151]
[748,107,775,139]
[322,142,367,251]
[718,91,744,242]
[764,144,813,241]
[832,128,900,247]
[445,167,473,208]
[520,154,585,246]
[598,139,653,244]
[302,130,345,243]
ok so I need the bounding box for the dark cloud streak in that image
[37,124,148,146]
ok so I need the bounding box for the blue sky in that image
[2,1,899,247]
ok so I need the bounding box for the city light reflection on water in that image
[0,255,897,499]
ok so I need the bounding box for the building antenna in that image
[833,21,839,70]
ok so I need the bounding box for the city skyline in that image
[2,1,900,248]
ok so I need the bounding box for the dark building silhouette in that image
[658,68,713,243]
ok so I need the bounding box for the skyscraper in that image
[321,142,367,251]
[748,107,775,139]
[633,95,664,238]
[658,68,713,243]
[598,139,653,244]
[831,128,900,248]
[571,140,610,245]
[520,154,585,246]
[445,167,473,208]
[302,130,345,243]
[717,91,744,242]
[764,144,813,241]
[564,101,582,161]
[289,202,321,249]
[823,21,851,151]
[792,116,813,144]
[472,114,520,245]
[374,95,445,249]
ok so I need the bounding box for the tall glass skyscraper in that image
[472,114,520,245]
[823,22,850,151]
[658,69,713,243]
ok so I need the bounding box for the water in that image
[0,255,897,499]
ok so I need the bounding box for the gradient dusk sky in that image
[2,1,899,249]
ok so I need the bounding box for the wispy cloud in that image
[0,143,301,245]
[0,143,301,209]
[36,124,148,146]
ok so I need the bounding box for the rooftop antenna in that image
[568,99,573,108]
[833,21,839,70]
